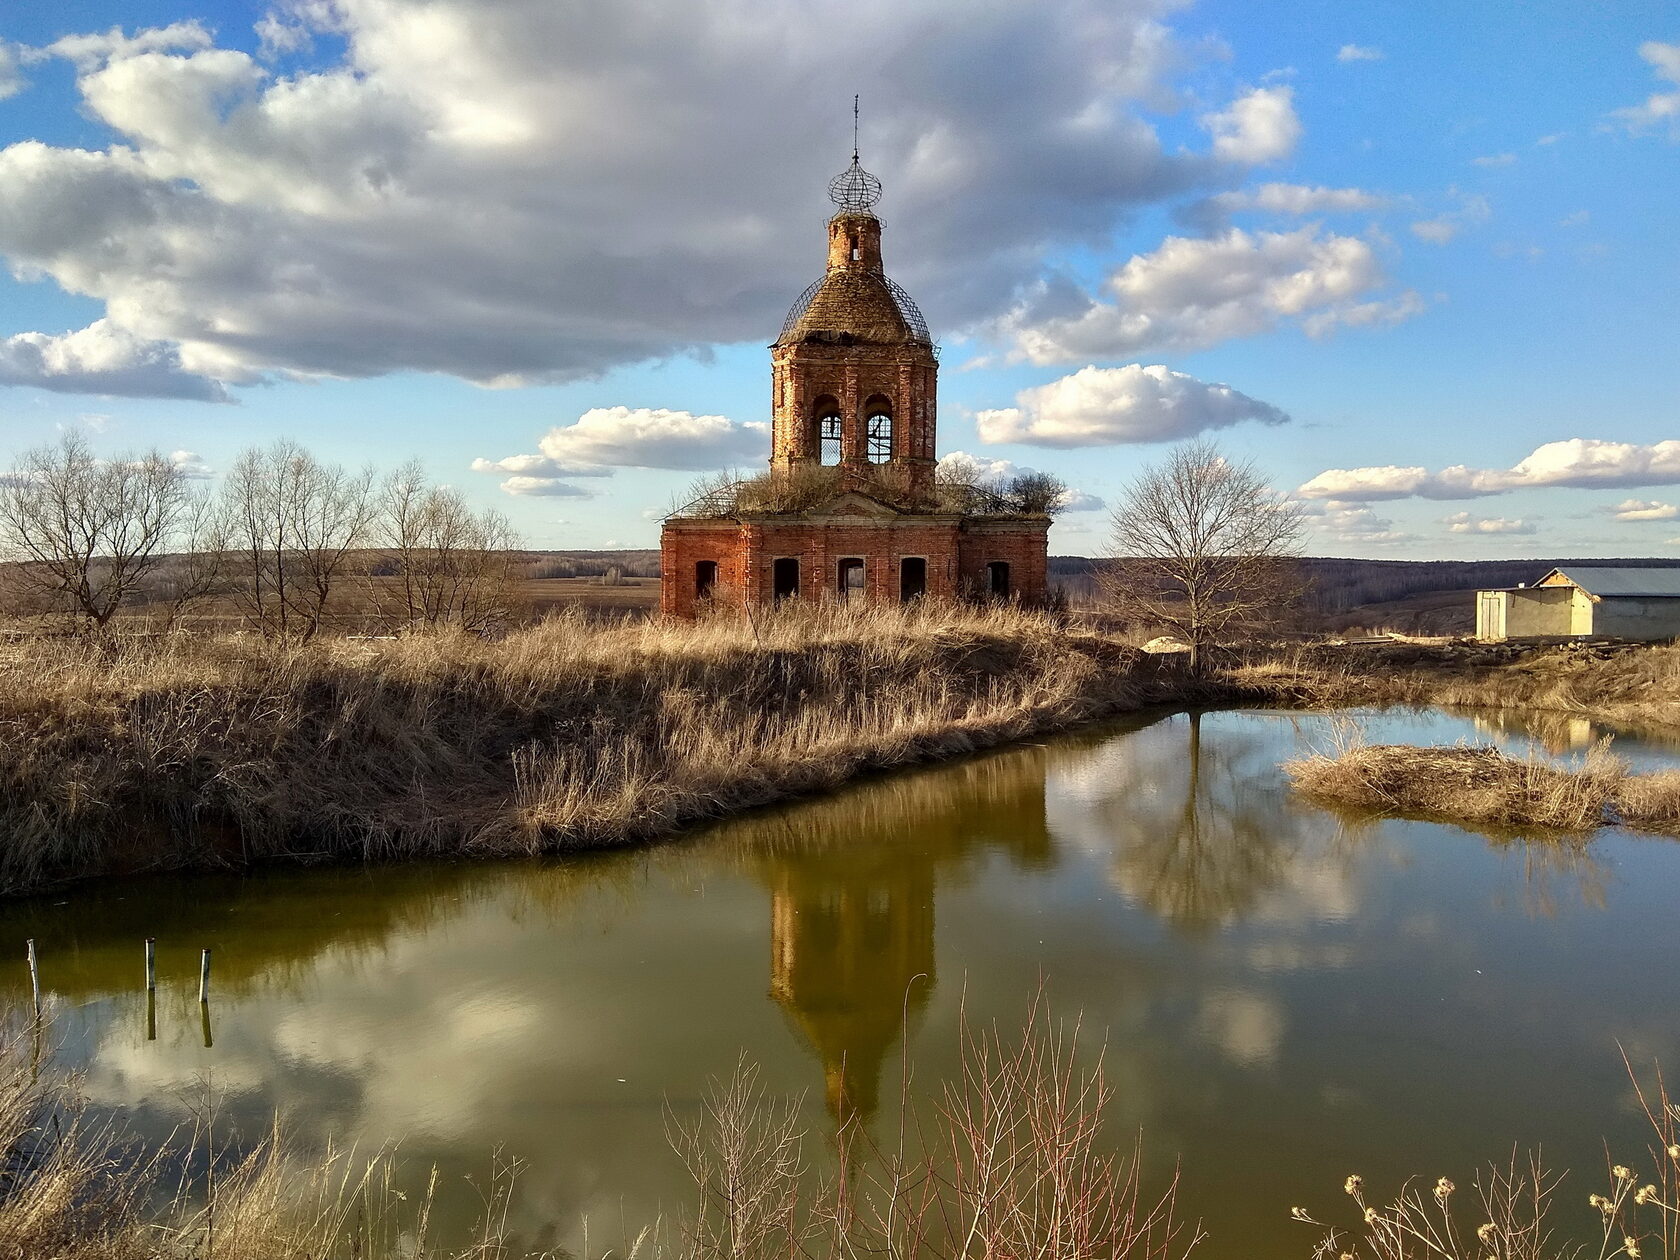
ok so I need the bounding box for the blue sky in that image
[0,0,1675,556]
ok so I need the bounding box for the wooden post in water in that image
[145,938,156,992]
[147,989,157,1042]
[26,939,40,1018]
[200,1001,213,1049]
[198,948,212,1004]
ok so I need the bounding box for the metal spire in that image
[829,95,882,212]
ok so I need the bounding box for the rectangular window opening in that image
[837,557,866,600]
[773,557,800,601]
[695,560,719,600]
[900,556,927,602]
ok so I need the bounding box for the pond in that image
[5,706,1680,1258]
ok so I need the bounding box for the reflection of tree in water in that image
[723,746,1056,1126]
[1098,712,1312,935]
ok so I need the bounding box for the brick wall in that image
[662,513,1052,617]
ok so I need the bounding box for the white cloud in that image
[1609,41,1680,137]
[1201,86,1301,164]
[1472,152,1517,168]
[534,408,768,471]
[1002,226,1419,364]
[42,21,215,69]
[1336,44,1384,63]
[1612,498,1679,522]
[1299,439,1680,501]
[473,407,769,499]
[0,320,229,401]
[1559,210,1590,228]
[976,363,1288,447]
[935,451,1104,511]
[1410,192,1491,245]
[0,2,1225,397]
[1181,182,1389,232]
[0,43,24,100]
[1445,511,1535,535]
[170,450,214,479]
[498,476,597,498]
[1307,500,1413,545]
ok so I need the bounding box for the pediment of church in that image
[806,490,904,519]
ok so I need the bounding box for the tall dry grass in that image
[1223,640,1680,729]
[1284,733,1680,835]
[0,601,1183,895]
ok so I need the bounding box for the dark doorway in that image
[695,560,718,600]
[837,557,865,600]
[773,557,800,601]
[899,556,926,602]
[986,561,1010,598]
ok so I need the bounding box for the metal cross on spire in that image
[853,93,860,163]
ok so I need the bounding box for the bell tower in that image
[768,139,938,504]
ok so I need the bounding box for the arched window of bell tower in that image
[864,395,893,463]
[812,395,842,465]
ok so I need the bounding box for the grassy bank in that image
[1225,638,1680,729]
[1285,738,1680,833]
[0,602,1190,896]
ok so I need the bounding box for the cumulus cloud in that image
[1182,181,1389,232]
[976,363,1288,447]
[1299,439,1680,501]
[0,320,230,401]
[1201,86,1301,164]
[1612,498,1679,521]
[1001,226,1420,364]
[1445,511,1535,535]
[1305,500,1412,545]
[498,476,597,498]
[1336,44,1383,63]
[1472,152,1517,168]
[1410,192,1491,245]
[0,1,1235,398]
[170,450,214,479]
[473,406,769,498]
[935,451,1104,511]
[1608,41,1680,137]
[533,408,768,471]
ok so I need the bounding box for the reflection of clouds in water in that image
[1197,989,1286,1069]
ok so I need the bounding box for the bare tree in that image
[0,434,195,632]
[378,461,522,632]
[220,440,377,641]
[1107,439,1306,672]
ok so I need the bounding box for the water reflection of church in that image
[748,750,1054,1125]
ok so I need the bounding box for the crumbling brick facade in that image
[661,156,1049,619]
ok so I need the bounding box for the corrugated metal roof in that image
[1542,567,1680,597]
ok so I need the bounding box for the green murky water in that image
[5,707,1680,1257]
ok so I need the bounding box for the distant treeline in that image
[1049,555,1680,616]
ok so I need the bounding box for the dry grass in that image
[1285,733,1680,835]
[0,601,1185,896]
[1224,639,1680,729]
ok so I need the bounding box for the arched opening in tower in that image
[812,395,842,465]
[864,395,893,463]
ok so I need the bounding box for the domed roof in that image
[776,270,931,348]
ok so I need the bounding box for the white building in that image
[1476,566,1680,641]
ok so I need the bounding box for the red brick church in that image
[660,149,1050,618]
